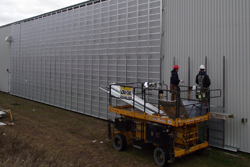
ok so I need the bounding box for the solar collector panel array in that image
[10,0,162,119]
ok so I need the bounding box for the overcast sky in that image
[0,0,88,26]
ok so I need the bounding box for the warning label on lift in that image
[120,86,133,100]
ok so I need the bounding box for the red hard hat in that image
[173,65,179,69]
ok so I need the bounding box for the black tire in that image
[154,147,169,167]
[112,134,127,151]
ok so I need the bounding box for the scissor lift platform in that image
[105,82,221,166]
[109,105,211,127]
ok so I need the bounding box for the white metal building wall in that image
[8,0,250,153]
[0,25,11,93]
[10,0,162,119]
[162,0,250,153]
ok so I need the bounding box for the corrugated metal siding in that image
[0,25,11,93]
[162,0,250,153]
[10,0,162,120]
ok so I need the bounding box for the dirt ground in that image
[0,91,249,167]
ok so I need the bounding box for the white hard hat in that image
[199,65,205,70]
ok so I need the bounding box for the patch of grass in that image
[0,128,47,166]
[11,103,21,106]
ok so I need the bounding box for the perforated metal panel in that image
[10,0,162,120]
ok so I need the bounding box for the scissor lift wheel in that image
[113,134,127,151]
[154,147,169,167]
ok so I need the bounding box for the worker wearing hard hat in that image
[170,65,182,101]
[195,65,211,88]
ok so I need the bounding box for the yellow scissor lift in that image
[107,82,221,167]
